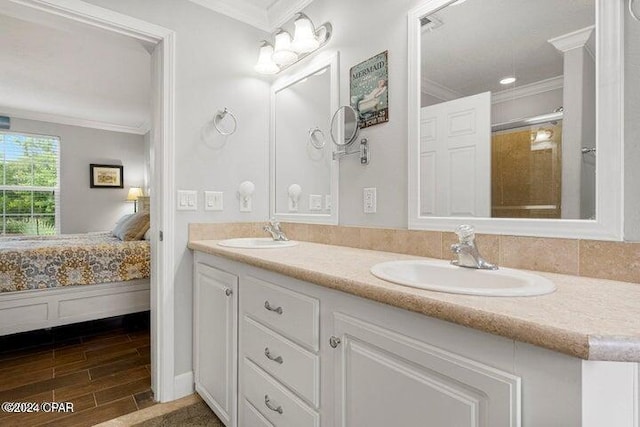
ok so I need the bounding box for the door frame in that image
[8,0,177,402]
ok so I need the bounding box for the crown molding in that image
[188,0,269,31]
[268,0,315,29]
[188,0,316,32]
[548,25,595,53]
[420,78,463,102]
[492,75,564,104]
[0,106,150,135]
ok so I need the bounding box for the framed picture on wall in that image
[90,164,123,188]
[350,50,389,129]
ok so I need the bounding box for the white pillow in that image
[112,214,134,237]
[144,228,151,241]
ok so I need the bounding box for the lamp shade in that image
[272,30,298,66]
[291,14,319,53]
[126,187,143,201]
[254,42,280,74]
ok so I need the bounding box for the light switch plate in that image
[325,195,332,211]
[309,194,322,211]
[205,191,223,211]
[364,187,377,213]
[177,190,197,211]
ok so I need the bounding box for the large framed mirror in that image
[408,0,624,240]
[270,53,339,224]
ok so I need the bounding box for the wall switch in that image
[309,194,323,211]
[205,191,223,211]
[177,190,198,211]
[325,195,332,211]
[363,188,377,213]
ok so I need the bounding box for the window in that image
[0,131,60,235]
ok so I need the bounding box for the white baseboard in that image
[174,371,195,399]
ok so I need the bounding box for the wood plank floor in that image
[0,313,154,426]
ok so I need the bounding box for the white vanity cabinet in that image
[192,252,612,427]
[193,254,239,427]
[331,312,520,427]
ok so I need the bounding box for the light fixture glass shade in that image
[254,42,280,74]
[272,30,298,66]
[291,15,319,53]
[126,187,143,201]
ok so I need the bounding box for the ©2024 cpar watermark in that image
[2,401,74,413]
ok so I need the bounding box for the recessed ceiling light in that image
[500,76,517,85]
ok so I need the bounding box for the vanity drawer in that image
[242,398,275,427]
[243,358,319,427]
[243,276,319,351]
[243,316,319,407]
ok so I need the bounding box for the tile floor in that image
[0,313,153,426]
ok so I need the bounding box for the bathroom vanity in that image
[190,239,640,427]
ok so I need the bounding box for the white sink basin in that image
[218,237,298,249]
[370,260,556,297]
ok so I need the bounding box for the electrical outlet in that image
[363,188,377,213]
[177,190,197,211]
[205,191,223,211]
[309,194,322,211]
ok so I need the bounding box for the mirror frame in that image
[270,52,340,224]
[407,0,624,240]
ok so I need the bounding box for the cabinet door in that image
[331,313,520,427]
[194,262,238,427]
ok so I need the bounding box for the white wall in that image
[82,0,271,378]
[298,0,420,228]
[9,117,145,233]
[492,89,563,124]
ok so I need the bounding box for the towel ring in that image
[308,127,326,149]
[213,108,238,136]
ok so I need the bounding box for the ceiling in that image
[188,0,315,32]
[0,1,151,135]
[421,0,595,99]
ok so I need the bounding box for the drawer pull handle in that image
[264,395,283,414]
[264,347,283,364]
[264,301,283,315]
[329,336,341,348]
[225,288,233,297]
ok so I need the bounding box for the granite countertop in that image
[188,239,640,362]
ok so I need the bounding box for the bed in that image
[0,232,151,335]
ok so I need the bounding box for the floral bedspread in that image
[0,232,150,293]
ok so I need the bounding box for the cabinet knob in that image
[225,288,233,297]
[264,301,283,315]
[264,395,283,414]
[329,336,341,348]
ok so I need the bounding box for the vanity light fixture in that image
[272,29,298,66]
[500,76,517,85]
[254,41,279,75]
[254,13,332,75]
[291,13,320,52]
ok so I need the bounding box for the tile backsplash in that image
[188,222,640,284]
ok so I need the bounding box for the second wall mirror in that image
[408,0,624,240]
[270,53,339,224]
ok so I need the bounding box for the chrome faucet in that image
[450,225,497,270]
[263,219,289,241]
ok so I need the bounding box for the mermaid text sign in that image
[350,51,389,129]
